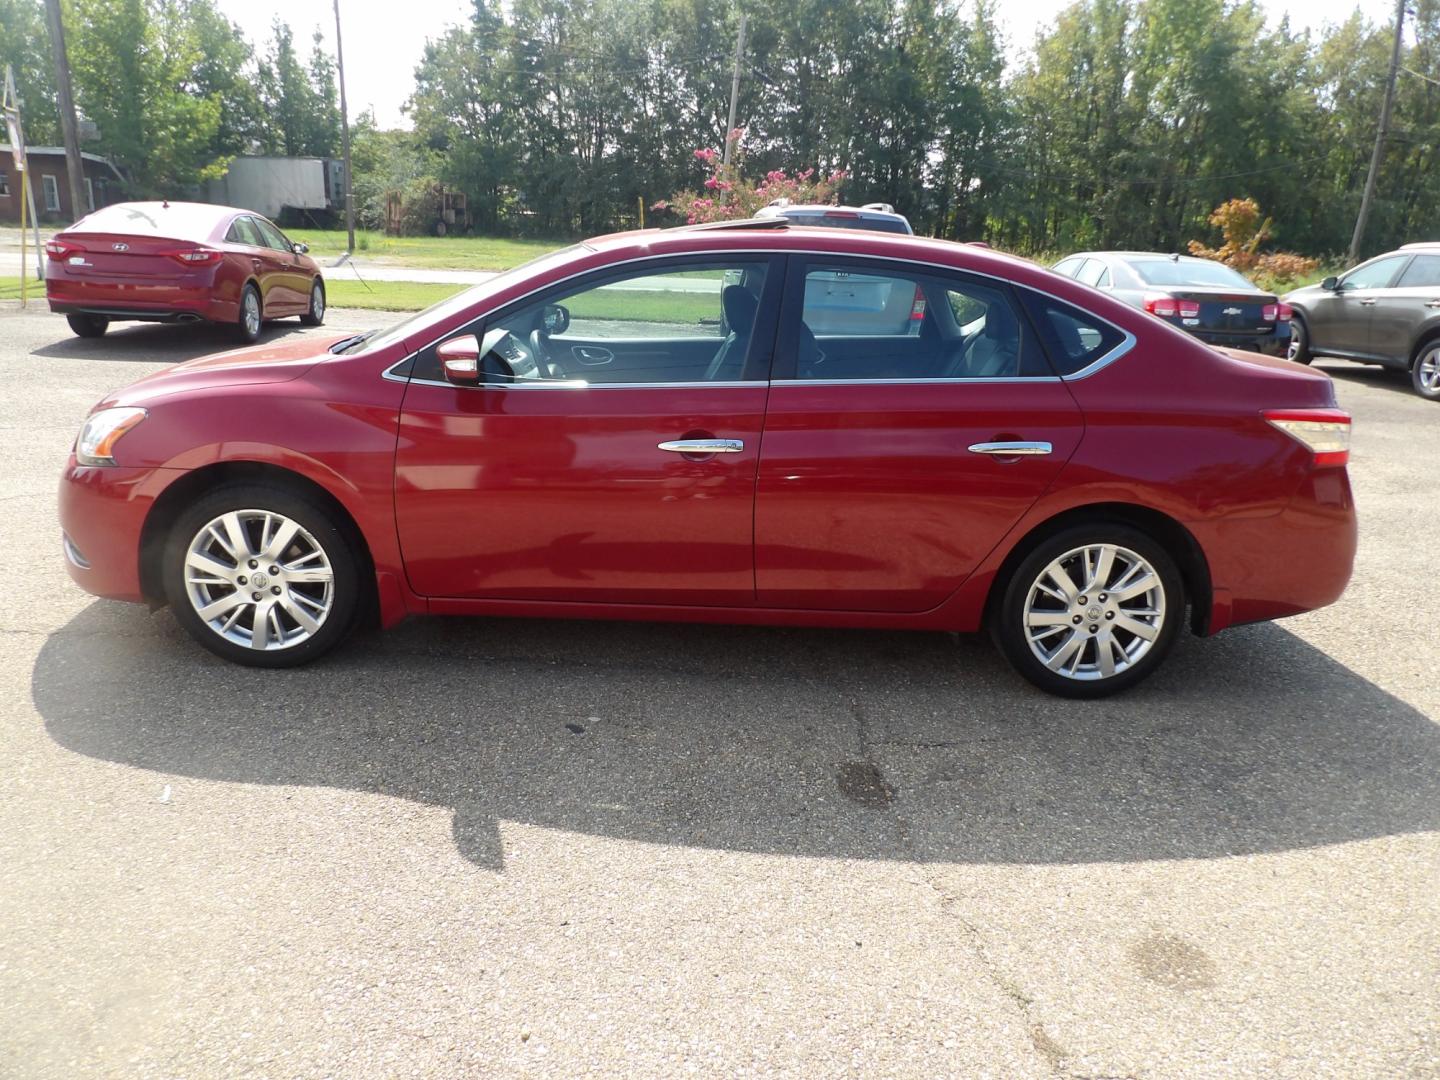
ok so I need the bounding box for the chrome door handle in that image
[1358,298,1377,306]
[658,439,744,454]
[572,345,614,366]
[1425,300,1440,309]
[968,441,1052,456]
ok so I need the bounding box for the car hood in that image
[100,332,350,407]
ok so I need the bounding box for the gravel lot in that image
[1,304,1437,1078]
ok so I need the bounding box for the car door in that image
[1368,253,1440,367]
[393,255,783,605]
[1308,254,1409,357]
[753,256,1085,613]
[229,216,287,314]
[252,216,307,313]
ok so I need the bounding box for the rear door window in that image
[1076,259,1109,287]
[781,259,1051,380]
[1396,254,1440,288]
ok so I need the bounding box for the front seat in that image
[705,285,760,380]
[948,300,1020,378]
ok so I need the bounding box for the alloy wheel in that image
[1418,346,1440,394]
[183,509,334,650]
[243,291,261,338]
[1022,543,1167,681]
[311,283,325,322]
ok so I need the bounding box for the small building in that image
[202,156,337,224]
[0,145,126,224]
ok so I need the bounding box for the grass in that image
[325,278,469,311]
[0,276,42,300]
[325,279,721,322]
[287,229,566,271]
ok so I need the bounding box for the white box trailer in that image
[204,156,328,220]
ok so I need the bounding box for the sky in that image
[215,0,1395,131]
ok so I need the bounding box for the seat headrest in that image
[722,285,759,335]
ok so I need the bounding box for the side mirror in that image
[1321,276,1339,291]
[438,335,481,386]
[541,303,569,336]
[292,242,309,255]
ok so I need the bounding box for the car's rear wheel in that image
[993,523,1185,698]
[1412,341,1440,400]
[235,284,262,344]
[1287,316,1312,364]
[67,314,109,338]
[162,484,361,668]
[300,279,326,326]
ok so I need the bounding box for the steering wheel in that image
[528,328,557,379]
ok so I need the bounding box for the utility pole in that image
[333,0,355,255]
[1350,0,1407,265]
[43,0,87,221]
[723,13,748,165]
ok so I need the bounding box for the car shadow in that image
[1315,361,1416,397]
[33,604,1440,870]
[30,320,318,364]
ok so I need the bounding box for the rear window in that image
[67,202,228,238]
[1129,258,1254,289]
[1018,291,1126,376]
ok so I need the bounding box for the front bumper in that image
[58,460,183,603]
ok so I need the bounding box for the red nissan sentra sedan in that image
[45,201,326,343]
[56,221,1356,696]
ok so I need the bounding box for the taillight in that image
[45,238,83,261]
[1261,302,1294,323]
[1264,409,1351,468]
[1177,300,1200,318]
[1143,294,1178,317]
[1277,302,1293,321]
[909,285,926,322]
[164,248,223,267]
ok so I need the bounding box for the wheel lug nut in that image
[1089,624,1098,633]
[1078,595,1087,605]
[268,565,279,575]
[1098,594,1107,602]
[248,559,258,569]
[237,575,247,585]
[251,592,262,601]
[271,586,281,595]
[1105,611,1115,620]
[1072,615,1082,624]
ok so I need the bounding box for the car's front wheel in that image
[1287,316,1312,364]
[162,484,362,667]
[67,313,109,338]
[993,524,1185,698]
[1412,341,1440,400]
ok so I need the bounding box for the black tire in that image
[300,278,326,326]
[67,313,109,338]
[992,523,1186,698]
[1286,315,1312,365]
[1411,339,1440,401]
[162,483,362,668]
[235,284,263,344]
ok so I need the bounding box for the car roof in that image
[1066,251,1208,264]
[66,200,241,238]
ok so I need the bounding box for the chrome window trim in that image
[382,248,1138,386]
[392,376,768,391]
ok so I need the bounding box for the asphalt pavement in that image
[1,303,1437,1078]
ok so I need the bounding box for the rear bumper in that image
[47,280,236,324]
[58,460,183,603]
[1200,468,1356,634]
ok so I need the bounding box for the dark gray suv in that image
[1284,243,1440,400]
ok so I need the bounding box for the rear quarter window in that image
[1017,290,1127,376]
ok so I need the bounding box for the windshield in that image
[1129,259,1256,289]
[345,244,589,354]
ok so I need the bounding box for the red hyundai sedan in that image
[45,201,326,343]
[56,222,1356,696]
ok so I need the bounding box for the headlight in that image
[76,407,147,466]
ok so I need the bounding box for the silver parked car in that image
[753,200,913,234]
[1283,243,1440,400]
